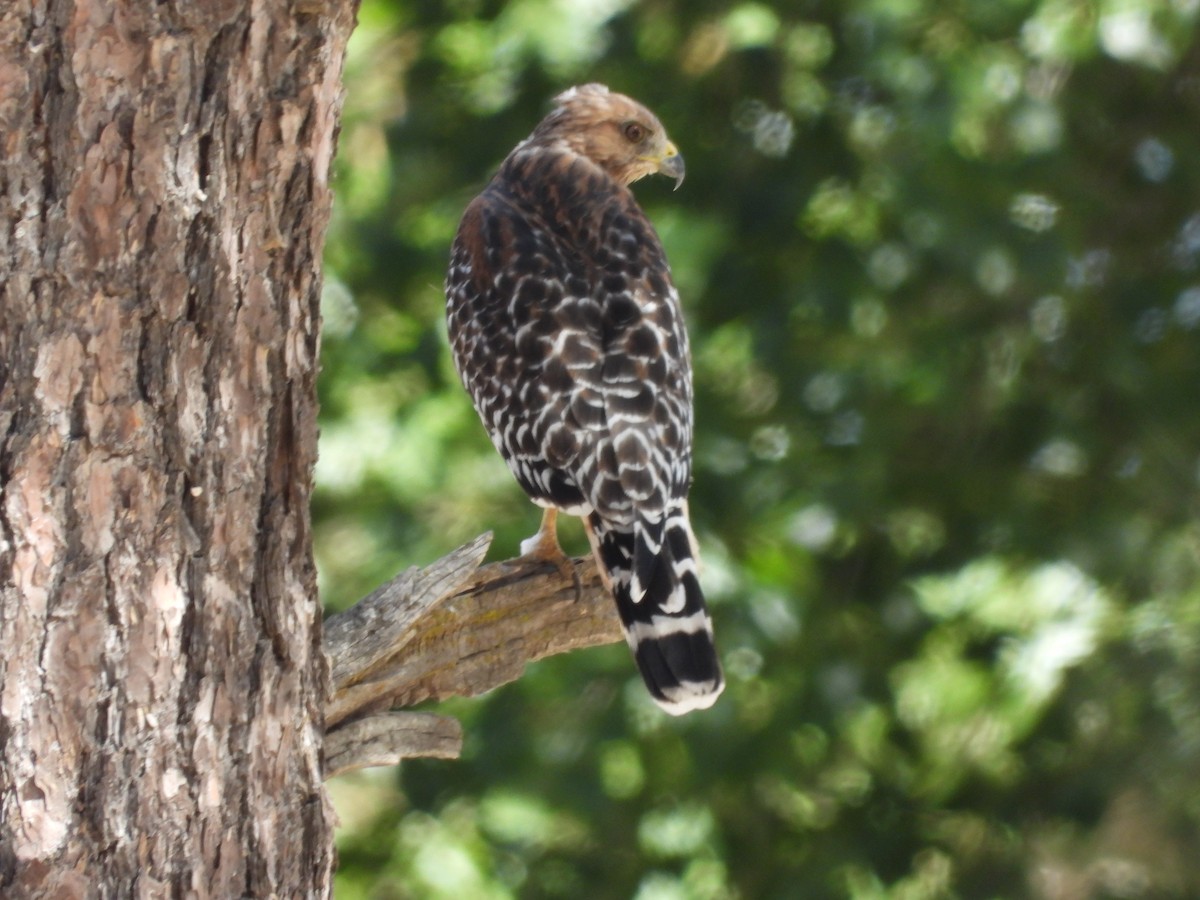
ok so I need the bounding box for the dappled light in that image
[319,0,1200,896]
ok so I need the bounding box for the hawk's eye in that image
[623,121,647,143]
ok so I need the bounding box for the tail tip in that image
[650,677,725,716]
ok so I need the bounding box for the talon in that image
[543,553,581,603]
[564,559,583,603]
[519,508,582,601]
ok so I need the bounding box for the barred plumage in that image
[445,84,723,714]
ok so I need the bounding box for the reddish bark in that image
[0,1,356,894]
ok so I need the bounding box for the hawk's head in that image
[532,83,686,189]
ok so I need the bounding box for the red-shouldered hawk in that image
[446,84,723,715]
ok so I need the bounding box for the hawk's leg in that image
[582,517,614,593]
[520,508,582,601]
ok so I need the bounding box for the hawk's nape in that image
[444,83,724,715]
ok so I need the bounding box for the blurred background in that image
[316,1,1200,897]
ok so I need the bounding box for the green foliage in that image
[319,0,1200,896]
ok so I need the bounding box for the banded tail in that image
[586,506,724,715]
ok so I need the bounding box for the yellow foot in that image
[520,508,582,601]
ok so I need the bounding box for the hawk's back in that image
[445,87,724,715]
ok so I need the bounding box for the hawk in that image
[445,84,724,715]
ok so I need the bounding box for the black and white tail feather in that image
[587,504,724,715]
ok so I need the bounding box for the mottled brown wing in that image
[445,149,691,528]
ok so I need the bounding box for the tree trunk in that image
[0,0,356,894]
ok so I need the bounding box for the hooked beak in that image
[655,141,686,190]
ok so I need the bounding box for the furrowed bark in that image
[0,0,356,894]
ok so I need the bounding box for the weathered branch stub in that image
[323,534,624,775]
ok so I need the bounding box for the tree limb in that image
[323,534,624,774]
[325,712,464,778]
